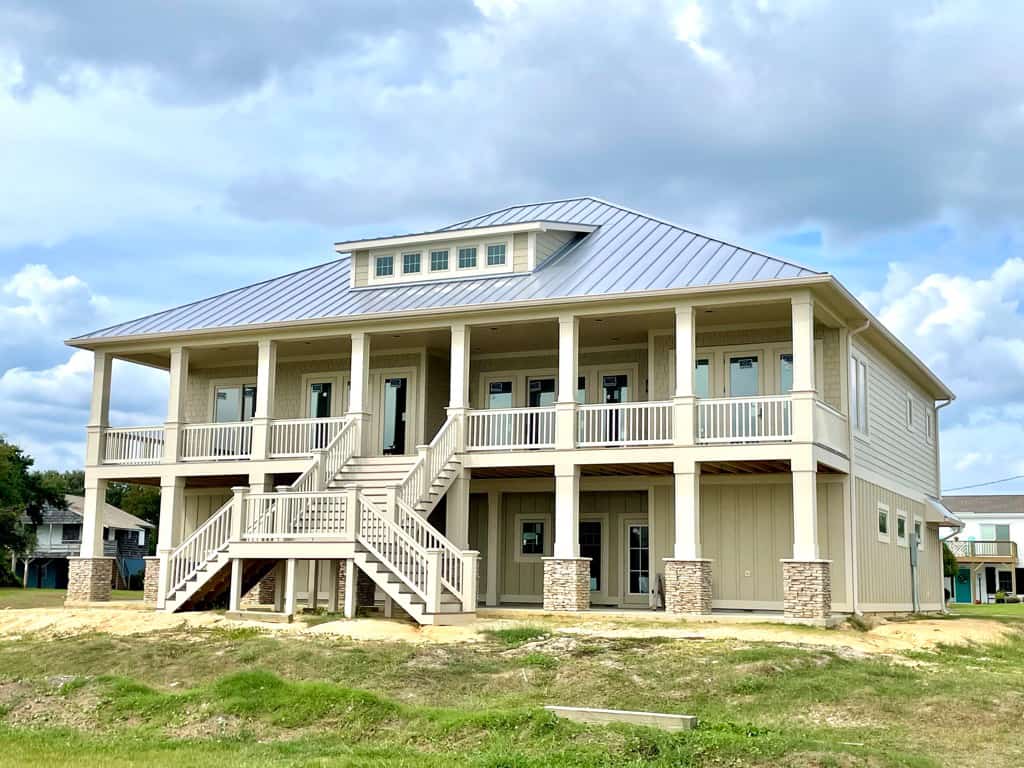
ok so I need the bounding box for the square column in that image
[448,323,471,450]
[446,468,470,548]
[791,293,816,443]
[164,346,189,462]
[544,461,589,611]
[85,351,111,467]
[348,332,371,454]
[672,304,696,447]
[664,460,712,614]
[555,314,578,450]
[155,475,185,609]
[250,339,277,460]
[79,477,108,558]
[783,453,831,620]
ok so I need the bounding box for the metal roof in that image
[943,495,1024,516]
[73,197,820,342]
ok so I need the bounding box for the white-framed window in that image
[430,249,449,271]
[402,252,421,274]
[877,502,890,543]
[896,511,908,547]
[375,254,394,277]
[925,409,934,442]
[913,517,924,551]
[905,395,914,430]
[486,242,506,266]
[214,383,257,422]
[520,520,545,556]
[850,355,869,434]
[457,246,477,269]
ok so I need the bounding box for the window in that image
[779,353,794,393]
[925,410,934,442]
[521,521,545,555]
[487,380,513,409]
[214,384,256,423]
[402,252,421,274]
[486,243,506,266]
[896,511,908,546]
[375,254,394,277]
[457,246,477,269]
[430,249,449,271]
[877,503,890,542]
[62,524,82,542]
[850,356,869,434]
[913,518,923,551]
[528,377,556,407]
[695,359,710,398]
[906,396,914,430]
[575,375,587,404]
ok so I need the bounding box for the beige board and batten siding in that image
[851,338,938,495]
[352,251,370,286]
[700,477,847,610]
[855,477,943,611]
[499,492,552,602]
[181,489,233,539]
[512,233,529,272]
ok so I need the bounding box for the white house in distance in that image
[65,197,959,625]
[943,495,1024,603]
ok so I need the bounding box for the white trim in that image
[334,221,597,251]
[514,512,552,563]
[853,467,931,504]
[621,516,651,604]
[896,509,908,548]
[877,502,891,543]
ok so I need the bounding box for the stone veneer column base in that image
[65,557,115,604]
[542,558,591,611]
[782,559,832,620]
[663,559,713,614]
[143,557,160,607]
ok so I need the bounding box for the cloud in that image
[0,349,166,471]
[866,257,1024,493]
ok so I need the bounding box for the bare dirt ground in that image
[1,601,1017,654]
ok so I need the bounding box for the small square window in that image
[877,504,890,542]
[430,249,449,271]
[486,243,506,266]
[897,513,908,546]
[521,521,544,555]
[402,252,421,274]
[458,246,477,269]
[375,254,394,277]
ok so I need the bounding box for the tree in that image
[942,541,959,578]
[0,437,65,585]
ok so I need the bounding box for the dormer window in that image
[375,254,394,277]
[430,249,449,271]
[458,246,478,269]
[402,252,421,274]
[487,243,507,266]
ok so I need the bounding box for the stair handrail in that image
[395,496,466,602]
[166,498,233,596]
[355,492,433,605]
[397,415,460,508]
[291,416,358,493]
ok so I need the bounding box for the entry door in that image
[955,567,972,603]
[307,381,333,449]
[725,351,762,436]
[527,377,555,446]
[382,377,408,455]
[624,521,650,605]
[599,372,630,443]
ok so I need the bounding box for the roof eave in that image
[333,221,597,252]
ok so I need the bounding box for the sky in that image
[1,0,1023,494]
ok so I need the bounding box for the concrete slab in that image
[545,705,697,731]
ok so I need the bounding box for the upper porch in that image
[86,290,852,476]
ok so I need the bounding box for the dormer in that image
[336,221,596,288]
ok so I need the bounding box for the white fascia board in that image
[333,221,596,253]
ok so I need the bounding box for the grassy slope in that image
[0,588,141,609]
[0,624,1022,767]
[947,602,1024,621]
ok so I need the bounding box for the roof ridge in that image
[71,256,351,340]
[582,196,823,277]
[440,195,596,231]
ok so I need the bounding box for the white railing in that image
[696,396,793,444]
[181,422,253,461]
[948,540,1018,559]
[291,417,358,493]
[356,493,432,605]
[167,499,233,595]
[577,401,673,447]
[466,407,556,450]
[398,416,459,508]
[243,491,347,541]
[269,417,348,458]
[396,497,466,602]
[102,426,165,465]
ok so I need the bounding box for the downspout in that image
[847,320,870,615]
[934,397,955,612]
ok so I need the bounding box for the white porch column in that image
[164,346,190,463]
[791,293,816,443]
[283,558,298,616]
[229,558,243,613]
[79,477,109,558]
[664,459,712,614]
[555,314,578,450]
[672,304,696,447]
[448,323,471,451]
[155,475,186,609]
[348,332,371,455]
[553,462,580,558]
[250,339,277,460]
[791,454,819,561]
[544,461,588,611]
[85,351,112,467]
[446,467,470,548]
[672,459,701,560]
[781,449,831,621]
[485,490,501,606]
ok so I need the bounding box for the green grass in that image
[0,588,141,610]
[0,624,1022,766]
[948,602,1024,622]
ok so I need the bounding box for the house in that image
[942,495,1024,603]
[15,495,154,590]
[65,197,958,624]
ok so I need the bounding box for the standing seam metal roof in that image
[74,197,820,341]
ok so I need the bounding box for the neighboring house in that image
[942,495,1023,603]
[65,197,958,624]
[16,495,154,590]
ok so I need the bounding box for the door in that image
[624,521,650,605]
[382,377,408,455]
[955,567,972,603]
[579,520,602,594]
[527,377,555,445]
[725,352,762,436]
[307,381,334,449]
[600,372,630,443]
